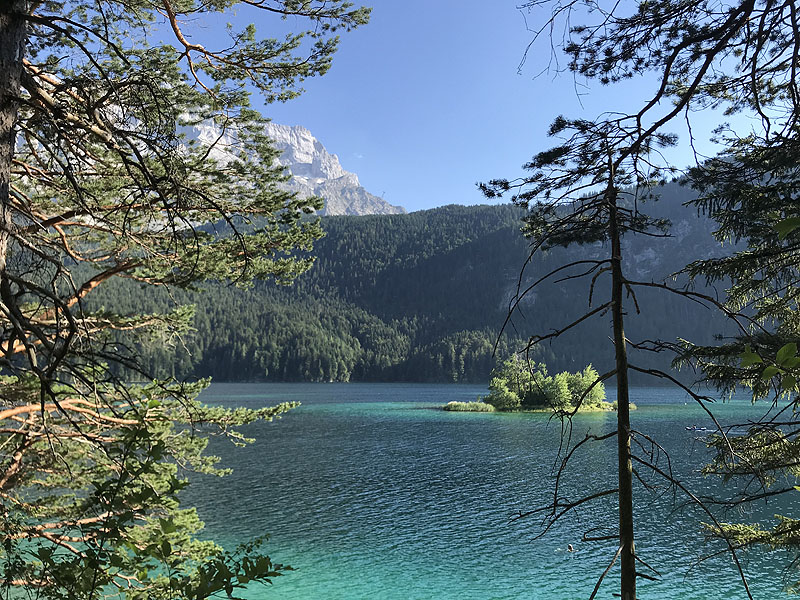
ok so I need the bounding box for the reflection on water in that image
[183,383,795,599]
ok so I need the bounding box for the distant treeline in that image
[90,191,731,383]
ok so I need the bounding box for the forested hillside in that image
[91,185,731,383]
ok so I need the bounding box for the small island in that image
[444,356,619,413]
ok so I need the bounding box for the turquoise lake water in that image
[185,383,798,599]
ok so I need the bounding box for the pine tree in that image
[675,19,800,577]
[485,0,800,596]
[483,118,672,600]
[0,1,368,597]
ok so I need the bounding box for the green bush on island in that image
[443,401,496,412]
[483,356,608,412]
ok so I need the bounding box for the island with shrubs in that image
[443,356,625,413]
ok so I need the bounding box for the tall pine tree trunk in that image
[608,179,636,600]
[0,1,26,273]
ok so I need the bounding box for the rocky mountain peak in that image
[184,119,404,216]
[262,122,405,216]
[262,123,346,180]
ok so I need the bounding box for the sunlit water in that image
[184,383,799,599]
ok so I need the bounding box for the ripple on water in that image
[186,383,792,599]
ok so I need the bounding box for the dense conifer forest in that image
[90,187,730,383]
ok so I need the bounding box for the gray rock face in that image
[263,123,406,216]
[185,120,406,216]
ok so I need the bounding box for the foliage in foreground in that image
[0,0,367,597]
[0,376,297,599]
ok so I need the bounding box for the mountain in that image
[90,186,734,384]
[186,120,405,216]
[262,123,406,216]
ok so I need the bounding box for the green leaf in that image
[109,553,124,568]
[782,374,797,391]
[159,518,177,534]
[36,547,54,561]
[775,217,800,240]
[776,343,798,367]
[161,540,171,557]
[761,365,781,379]
[740,346,763,367]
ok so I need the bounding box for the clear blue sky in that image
[249,1,732,213]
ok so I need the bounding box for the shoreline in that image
[442,401,636,413]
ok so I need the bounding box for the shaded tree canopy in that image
[84,199,729,385]
[0,1,368,597]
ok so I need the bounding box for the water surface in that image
[186,383,796,599]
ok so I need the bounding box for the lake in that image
[185,383,797,599]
